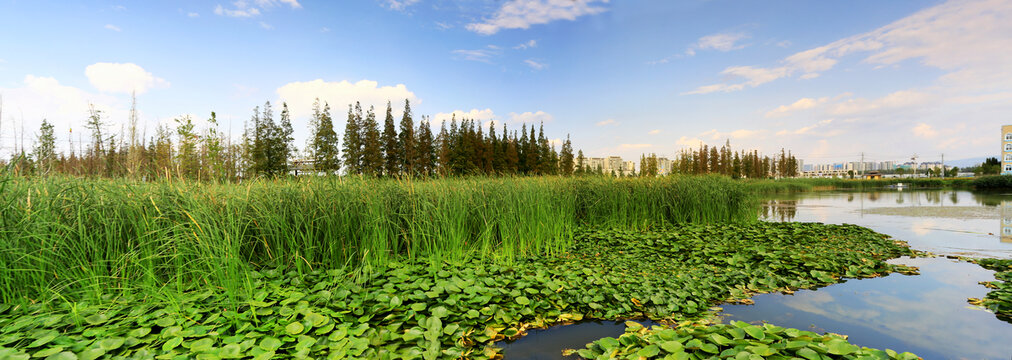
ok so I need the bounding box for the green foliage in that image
[572,321,920,359]
[309,99,340,174]
[342,102,364,175]
[745,177,975,193]
[0,223,916,359]
[969,175,1012,190]
[0,175,753,303]
[970,258,1012,322]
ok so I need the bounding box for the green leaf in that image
[285,322,305,335]
[658,340,684,353]
[259,337,282,352]
[826,339,858,355]
[637,345,660,357]
[796,347,820,360]
[98,338,125,351]
[163,337,183,352]
[515,296,531,306]
[190,338,214,352]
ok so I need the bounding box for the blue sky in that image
[1,0,1010,165]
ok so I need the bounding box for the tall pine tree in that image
[381,101,400,177]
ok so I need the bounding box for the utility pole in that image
[941,153,945,179]
[860,152,865,177]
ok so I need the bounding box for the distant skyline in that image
[1,0,1009,163]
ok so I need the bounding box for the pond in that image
[500,190,1012,359]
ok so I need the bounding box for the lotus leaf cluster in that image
[970,258,1012,322]
[570,321,920,360]
[0,223,918,359]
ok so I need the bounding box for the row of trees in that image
[4,97,801,180]
[668,141,800,178]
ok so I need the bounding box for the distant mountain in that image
[946,157,987,168]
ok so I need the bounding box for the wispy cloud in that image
[381,0,420,11]
[696,32,749,51]
[467,0,609,35]
[514,39,538,50]
[214,0,300,18]
[259,21,274,30]
[765,97,828,118]
[451,45,502,63]
[686,0,1012,95]
[648,129,661,135]
[524,59,547,70]
[596,119,616,126]
[104,24,121,32]
[187,12,200,18]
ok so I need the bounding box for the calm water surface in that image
[503,190,1012,359]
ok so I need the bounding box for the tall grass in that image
[744,177,975,193]
[0,174,753,304]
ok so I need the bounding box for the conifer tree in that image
[342,102,363,175]
[361,106,384,176]
[398,99,416,175]
[273,102,295,175]
[381,101,400,176]
[575,149,586,175]
[312,100,340,175]
[416,117,435,176]
[559,135,574,176]
[175,115,199,178]
[436,120,450,176]
[33,119,56,175]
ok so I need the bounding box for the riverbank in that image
[0,223,920,359]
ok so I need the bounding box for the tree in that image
[398,99,416,175]
[381,101,400,176]
[559,135,574,176]
[360,105,383,176]
[33,119,57,175]
[175,114,199,178]
[575,149,586,175]
[202,112,225,181]
[342,102,363,175]
[311,100,340,175]
[416,117,435,176]
[85,103,107,176]
[980,157,1001,175]
[272,102,295,175]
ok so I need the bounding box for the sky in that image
[1,0,1010,165]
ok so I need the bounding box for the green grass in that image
[0,174,754,304]
[744,177,976,193]
[0,223,918,359]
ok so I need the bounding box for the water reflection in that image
[761,190,1012,258]
[720,257,1012,359]
[497,320,657,360]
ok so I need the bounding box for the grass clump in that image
[745,177,974,193]
[968,258,1012,322]
[0,175,754,304]
[569,321,920,360]
[0,223,918,359]
[969,175,1012,190]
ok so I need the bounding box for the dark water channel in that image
[501,190,1012,359]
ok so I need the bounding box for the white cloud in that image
[435,22,452,30]
[828,90,935,116]
[214,4,260,17]
[85,62,170,95]
[596,119,616,126]
[275,79,419,120]
[213,0,300,17]
[775,119,834,136]
[620,143,652,149]
[648,129,661,135]
[508,111,553,124]
[259,21,273,30]
[0,75,126,152]
[700,128,767,140]
[776,40,792,48]
[382,0,420,11]
[524,59,547,70]
[187,12,200,18]
[432,109,497,123]
[912,123,939,138]
[104,24,121,32]
[514,39,538,50]
[696,32,749,51]
[765,97,828,118]
[687,0,1012,94]
[675,136,704,147]
[451,46,502,63]
[466,0,609,35]
[320,27,330,32]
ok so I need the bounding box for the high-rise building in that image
[1003,125,1012,175]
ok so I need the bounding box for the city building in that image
[1003,124,1012,175]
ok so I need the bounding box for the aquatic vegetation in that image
[0,223,917,359]
[570,321,921,360]
[969,258,1012,322]
[0,175,754,304]
[969,175,1012,190]
[746,178,974,193]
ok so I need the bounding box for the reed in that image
[0,174,753,303]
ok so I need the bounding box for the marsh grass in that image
[745,177,975,193]
[0,174,753,304]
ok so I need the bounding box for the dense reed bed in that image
[744,177,975,193]
[0,175,753,304]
